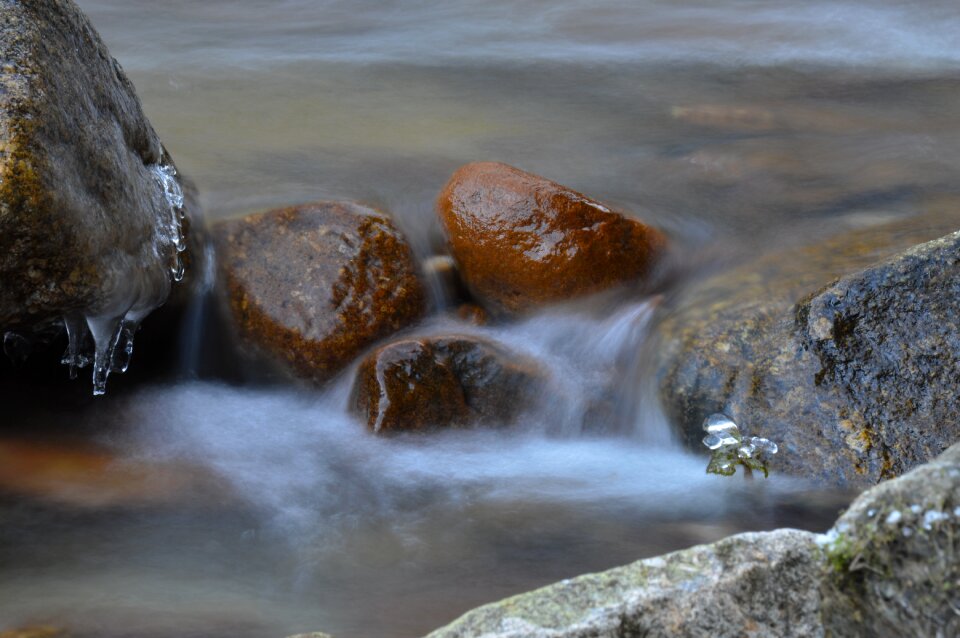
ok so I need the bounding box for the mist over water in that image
[4,0,958,636]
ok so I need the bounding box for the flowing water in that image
[4,1,960,636]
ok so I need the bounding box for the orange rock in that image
[215,202,427,384]
[0,438,228,508]
[352,335,543,433]
[437,162,666,314]
[0,627,66,638]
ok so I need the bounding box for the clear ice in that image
[701,413,778,478]
[57,150,187,396]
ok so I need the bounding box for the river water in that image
[3,1,960,636]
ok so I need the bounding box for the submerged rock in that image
[0,0,198,394]
[426,442,960,638]
[352,335,543,433]
[437,162,666,315]
[654,206,960,486]
[0,628,67,638]
[215,202,427,385]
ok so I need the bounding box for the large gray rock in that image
[426,442,960,638]
[820,443,960,637]
[0,0,198,392]
[653,206,960,486]
[427,529,824,638]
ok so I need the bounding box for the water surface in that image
[4,1,960,636]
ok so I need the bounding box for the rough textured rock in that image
[426,443,960,638]
[437,162,666,315]
[654,206,960,486]
[215,202,427,385]
[427,529,825,638]
[352,335,543,433]
[0,0,195,333]
[820,443,960,637]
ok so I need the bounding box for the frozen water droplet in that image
[702,433,726,450]
[704,413,737,433]
[110,320,138,374]
[885,510,902,525]
[748,436,778,455]
[910,504,922,515]
[902,526,914,538]
[867,509,877,517]
[737,442,757,459]
[61,315,91,379]
[86,314,125,397]
[150,153,188,285]
[172,256,185,282]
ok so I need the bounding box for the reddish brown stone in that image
[215,202,427,384]
[352,335,543,433]
[437,162,666,314]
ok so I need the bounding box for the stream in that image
[4,1,960,636]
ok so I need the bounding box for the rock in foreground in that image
[654,206,960,486]
[0,0,198,393]
[215,202,427,385]
[352,335,543,433]
[437,162,666,314]
[426,442,960,638]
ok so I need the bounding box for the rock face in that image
[0,0,197,392]
[426,442,960,638]
[352,335,543,433]
[437,162,666,314]
[654,207,960,486]
[821,443,960,637]
[215,202,427,385]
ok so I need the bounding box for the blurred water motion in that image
[3,1,957,636]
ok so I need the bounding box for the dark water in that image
[4,1,960,636]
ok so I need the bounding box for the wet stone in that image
[214,202,427,385]
[0,0,199,394]
[437,162,667,315]
[653,204,960,486]
[351,335,544,433]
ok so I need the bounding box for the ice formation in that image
[58,151,188,396]
[701,413,778,477]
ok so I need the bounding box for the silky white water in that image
[3,0,958,635]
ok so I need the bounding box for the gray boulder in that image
[654,207,960,486]
[426,442,960,638]
[0,0,198,392]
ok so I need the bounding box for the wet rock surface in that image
[437,162,666,315]
[0,0,199,393]
[352,335,543,433]
[426,443,960,638]
[214,202,427,385]
[0,0,195,333]
[653,205,960,486]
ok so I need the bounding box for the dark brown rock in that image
[352,335,543,433]
[0,0,197,333]
[437,162,666,314]
[214,202,427,385]
[654,203,960,487]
